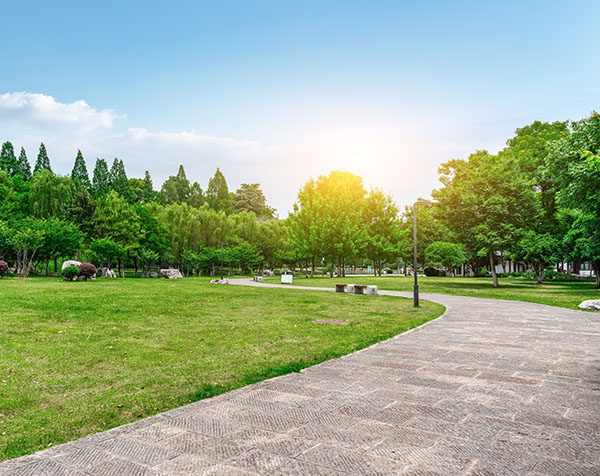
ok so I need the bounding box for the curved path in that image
[1,280,599,475]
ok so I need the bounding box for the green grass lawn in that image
[0,276,442,461]
[267,275,600,310]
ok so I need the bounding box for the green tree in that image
[94,190,143,275]
[206,168,233,213]
[30,170,72,218]
[13,218,45,277]
[92,158,111,196]
[33,143,52,174]
[90,237,124,270]
[37,219,83,275]
[129,178,145,203]
[142,170,156,203]
[17,147,31,180]
[109,158,135,203]
[233,183,274,217]
[0,171,32,222]
[66,186,96,240]
[188,182,204,208]
[160,165,191,203]
[364,188,408,275]
[71,150,91,191]
[434,150,537,287]
[0,141,18,175]
[546,112,600,286]
[513,231,558,284]
[424,241,466,276]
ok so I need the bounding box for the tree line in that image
[0,112,599,287]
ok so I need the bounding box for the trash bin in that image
[281,269,293,284]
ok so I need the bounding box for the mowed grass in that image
[270,275,600,310]
[0,277,443,461]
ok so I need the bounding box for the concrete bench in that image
[335,283,347,293]
[353,284,367,295]
[253,276,264,282]
[366,285,378,296]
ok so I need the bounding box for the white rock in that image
[210,279,230,284]
[160,268,184,279]
[61,260,81,271]
[578,299,600,311]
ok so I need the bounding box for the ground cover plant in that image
[0,276,443,460]
[269,275,600,310]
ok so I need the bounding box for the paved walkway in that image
[1,280,599,475]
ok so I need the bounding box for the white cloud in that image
[0,92,122,134]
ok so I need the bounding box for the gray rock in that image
[262,269,275,277]
[149,271,159,278]
[102,268,117,278]
[61,260,81,271]
[160,268,183,279]
[578,299,600,310]
[210,279,229,284]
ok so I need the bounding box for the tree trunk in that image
[311,257,315,278]
[54,257,58,275]
[488,250,499,288]
[45,260,49,276]
[593,260,600,289]
[536,264,544,284]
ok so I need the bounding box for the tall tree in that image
[30,170,73,218]
[434,150,537,287]
[109,158,135,202]
[0,141,18,175]
[142,170,156,203]
[233,183,274,217]
[33,143,52,174]
[160,165,191,203]
[206,168,233,213]
[71,150,91,191]
[17,147,31,180]
[92,158,111,196]
[546,112,600,287]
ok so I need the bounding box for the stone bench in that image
[253,276,264,282]
[335,283,347,293]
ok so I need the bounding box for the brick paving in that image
[1,279,599,475]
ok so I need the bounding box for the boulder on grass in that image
[61,260,81,271]
[101,268,117,278]
[160,268,183,279]
[149,271,159,278]
[210,279,229,284]
[578,300,600,311]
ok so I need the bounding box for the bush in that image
[424,267,439,277]
[78,262,97,280]
[479,267,490,277]
[62,265,80,281]
[0,260,8,277]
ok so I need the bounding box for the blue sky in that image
[1,0,598,215]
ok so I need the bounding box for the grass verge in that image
[267,275,600,310]
[0,276,443,460]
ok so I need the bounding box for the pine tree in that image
[17,147,31,180]
[0,141,18,175]
[142,170,155,202]
[71,150,91,191]
[33,143,52,174]
[109,158,135,202]
[92,158,111,196]
[206,167,233,212]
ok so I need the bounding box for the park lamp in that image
[413,199,432,307]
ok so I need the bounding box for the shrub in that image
[0,260,8,277]
[62,265,80,281]
[479,267,490,277]
[424,267,439,277]
[78,262,97,280]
